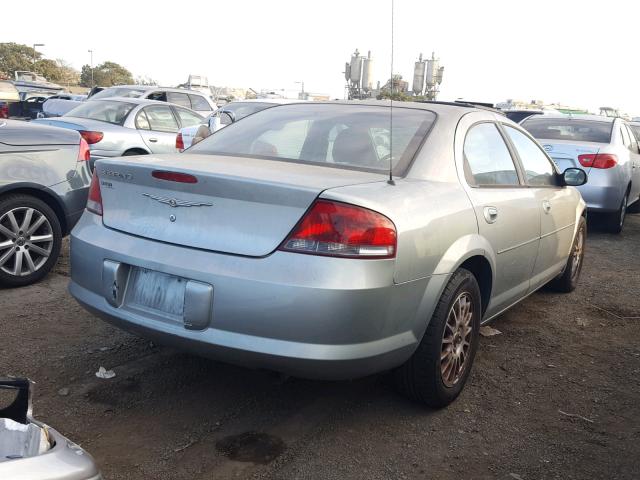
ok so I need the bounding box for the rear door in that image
[135,105,180,153]
[461,122,540,316]
[502,124,576,289]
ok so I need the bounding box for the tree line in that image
[0,42,142,87]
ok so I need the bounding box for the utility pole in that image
[32,44,44,72]
[88,50,94,87]
[295,80,305,100]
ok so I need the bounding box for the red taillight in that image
[0,103,8,119]
[86,171,103,216]
[279,199,397,258]
[176,132,185,151]
[578,153,617,169]
[79,130,104,144]
[152,170,198,183]
[78,138,91,162]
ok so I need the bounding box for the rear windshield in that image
[522,118,612,143]
[64,100,135,125]
[188,104,436,175]
[90,87,145,100]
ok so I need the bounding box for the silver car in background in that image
[69,102,587,407]
[522,114,640,232]
[0,120,91,287]
[34,98,204,167]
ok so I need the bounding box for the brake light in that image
[578,153,617,169]
[79,130,104,144]
[0,103,8,119]
[176,132,185,151]
[152,170,198,183]
[77,138,91,162]
[86,170,103,216]
[279,199,397,258]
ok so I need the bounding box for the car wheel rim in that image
[620,195,627,227]
[441,292,474,388]
[571,228,584,279]
[0,207,53,277]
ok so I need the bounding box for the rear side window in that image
[167,92,191,109]
[625,125,639,152]
[464,123,519,186]
[143,105,179,132]
[504,126,557,187]
[522,118,612,143]
[135,110,151,130]
[629,124,640,142]
[188,94,212,111]
[174,107,203,128]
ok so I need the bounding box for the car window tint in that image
[188,94,211,111]
[143,105,179,132]
[167,92,191,109]
[464,123,519,186]
[620,126,630,147]
[146,91,167,102]
[504,126,556,187]
[175,107,203,128]
[522,118,612,143]
[135,110,150,130]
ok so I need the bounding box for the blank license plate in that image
[127,267,186,318]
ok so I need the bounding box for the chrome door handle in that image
[483,206,498,224]
[542,200,551,213]
[149,138,158,143]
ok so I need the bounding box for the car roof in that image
[102,85,208,95]
[88,96,184,107]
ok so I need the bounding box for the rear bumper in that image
[69,213,441,379]
[0,423,101,480]
[578,171,626,212]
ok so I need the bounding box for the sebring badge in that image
[142,193,212,208]
[543,144,553,152]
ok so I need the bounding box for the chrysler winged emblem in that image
[142,193,212,208]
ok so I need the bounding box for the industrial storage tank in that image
[344,62,351,82]
[350,51,363,84]
[426,56,439,87]
[361,52,373,92]
[413,54,425,94]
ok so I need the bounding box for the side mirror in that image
[562,168,588,187]
[219,110,235,125]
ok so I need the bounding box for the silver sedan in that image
[34,97,204,167]
[69,101,587,407]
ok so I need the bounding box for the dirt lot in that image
[1,215,639,480]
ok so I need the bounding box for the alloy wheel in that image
[0,207,54,277]
[571,228,584,280]
[441,292,474,387]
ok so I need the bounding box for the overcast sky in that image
[5,0,640,114]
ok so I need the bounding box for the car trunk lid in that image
[97,154,385,257]
[537,139,602,173]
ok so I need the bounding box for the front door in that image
[502,125,576,290]
[461,122,541,317]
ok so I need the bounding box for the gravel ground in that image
[1,215,639,480]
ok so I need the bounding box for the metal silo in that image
[350,49,363,85]
[426,52,439,88]
[412,53,426,95]
[344,62,351,82]
[361,51,373,92]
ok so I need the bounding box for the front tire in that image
[0,194,62,288]
[548,216,586,293]
[394,268,481,408]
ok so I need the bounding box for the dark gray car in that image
[0,119,91,287]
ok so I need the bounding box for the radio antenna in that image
[387,0,395,185]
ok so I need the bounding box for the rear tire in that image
[0,194,62,288]
[628,195,640,214]
[394,268,481,408]
[548,216,586,293]
[604,191,628,234]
